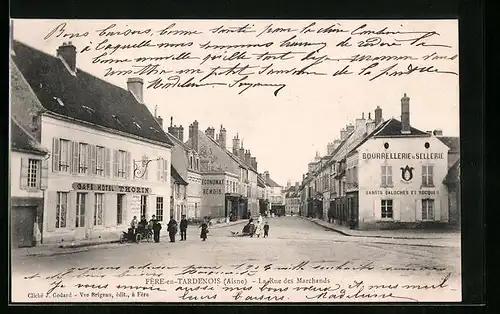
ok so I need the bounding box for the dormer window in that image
[53,97,65,107]
[112,114,125,128]
[82,106,95,114]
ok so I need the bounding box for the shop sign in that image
[361,152,444,160]
[72,182,151,194]
[365,189,439,196]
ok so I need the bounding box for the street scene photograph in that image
[9,19,460,303]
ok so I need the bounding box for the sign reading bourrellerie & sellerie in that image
[71,183,152,194]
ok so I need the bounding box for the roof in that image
[372,118,430,138]
[11,118,48,155]
[264,176,282,188]
[443,158,460,184]
[171,165,188,185]
[437,136,460,153]
[257,175,267,188]
[12,40,173,147]
[346,119,393,157]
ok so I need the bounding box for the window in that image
[195,202,198,217]
[117,194,125,224]
[28,159,40,188]
[94,193,104,226]
[118,150,127,178]
[381,165,393,186]
[422,165,434,187]
[422,199,435,220]
[140,195,148,218]
[59,139,70,172]
[96,146,105,176]
[76,193,86,228]
[190,156,193,169]
[156,197,164,221]
[381,199,393,219]
[196,159,199,170]
[78,143,89,174]
[56,192,68,228]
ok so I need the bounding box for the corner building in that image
[11,41,173,243]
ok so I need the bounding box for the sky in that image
[11,19,459,186]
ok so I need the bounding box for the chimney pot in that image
[191,120,199,152]
[127,77,144,103]
[57,42,77,73]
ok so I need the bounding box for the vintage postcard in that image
[9,19,460,303]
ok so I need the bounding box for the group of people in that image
[244,214,270,238]
[129,215,210,243]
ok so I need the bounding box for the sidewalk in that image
[13,219,247,258]
[304,217,461,240]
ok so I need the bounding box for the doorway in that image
[11,205,36,248]
[75,193,87,239]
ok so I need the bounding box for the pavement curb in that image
[303,216,458,240]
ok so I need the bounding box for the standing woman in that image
[199,219,209,241]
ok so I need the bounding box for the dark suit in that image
[180,219,188,240]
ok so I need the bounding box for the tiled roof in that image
[437,136,460,153]
[12,40,173,147]
[372,118,430,138]
[171,165,188,185]
[443,158,460,184]
[11,118,47,155]
[257,175,266,188]
[264,176,282,188]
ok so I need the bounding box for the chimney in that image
[168,117,177,137]
[340,128,347,140]
[366,119,376,134]
[302,174,305,181]
[127,77,144,103]
[295,181,300,191]
[433,129,443,136]
[188,124,194,141]
[192,120,199,152]
[346,123,355,133]
[327,142,335,155]
[57,42,77,73]
[239,141,245,160]
[264,171,270,180]
[375,106,383,125]
[250,157,257,170]
[219,125,227,150]
[157,116,163,129]
[287,181,291,189]
[355,112,366,129]
[401,93,410,134]
[232,133,240,156]
[216,133,220,143]
[367,112,373,121]
[244,150,251,166]
[178,125,184,141]
[205,127,215,139]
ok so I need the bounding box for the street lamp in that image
[133,157,163,179]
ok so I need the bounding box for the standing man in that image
[167,216,178,243]
[150,215,162,243]
[130,215,139,238]
[180,215,188,241]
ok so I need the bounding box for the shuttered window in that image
[140,195,147,218]
[422,165,434,187]
[422,199,435,220]
[59,139,71,172]
[381,165,393,186]
[27,159,40,188]
[156,197,164,221]
[94,193,104,226]
[78,143,89,174]
[96,146,105,176]
[56,192,68,228]
[117,150,127,178]
[381,199,393,219]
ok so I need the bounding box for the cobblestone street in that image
[12,217,461,302]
